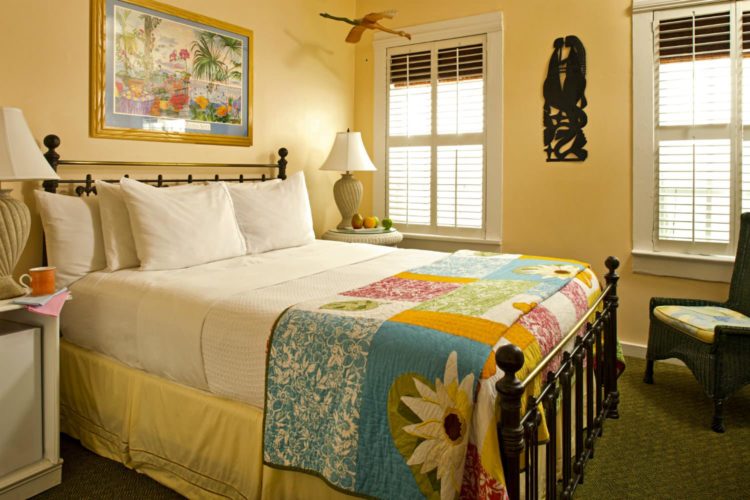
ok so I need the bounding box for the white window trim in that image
[632,2,736,282]
[373,12,503,244]
[633,0,731,13]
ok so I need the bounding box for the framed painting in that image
[90,0,253,146]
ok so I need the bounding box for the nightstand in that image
[322,229,404,247]
[0,300,62,499]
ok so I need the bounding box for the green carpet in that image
[577,357,749,499]
[33,357,748,499]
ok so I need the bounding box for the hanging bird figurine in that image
[320,11,412,43]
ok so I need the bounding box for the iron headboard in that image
[40,134,288,196]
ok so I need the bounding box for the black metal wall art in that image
[543,35,588,162]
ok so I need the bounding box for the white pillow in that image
[34,190,107,287]
[96,181,139,271]
[96,180,205,271]
[228,172,315,254]
[119,177,246,270]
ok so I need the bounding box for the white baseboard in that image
[620,341,685,366]
[620,341,647,359]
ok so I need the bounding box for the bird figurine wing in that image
[346,25,367,43]
[361,10,396,23]
[322,10,407,43]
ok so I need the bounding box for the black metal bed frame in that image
[41,133,620,500]
[40,134,288,195]
[497,257,620,500]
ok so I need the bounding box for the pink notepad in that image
[26,291,70,317]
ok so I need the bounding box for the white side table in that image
[0,300,62,499]
[322,229,404,247]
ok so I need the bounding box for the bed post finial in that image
[277,147,288,180]
[604,256,620,419]
[605,256,620,280]
[42,134,61,193]
[496,344,525,500]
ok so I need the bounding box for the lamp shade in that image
[320,131,376,172]
[0,107,59,181]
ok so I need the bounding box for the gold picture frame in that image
[90,0,253,146]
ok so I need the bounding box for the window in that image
[632,0,745,281]
[373,13,502,243]
[655,9,734,251]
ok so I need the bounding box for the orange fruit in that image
[363,216,379,229]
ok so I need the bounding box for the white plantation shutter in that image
[386,36,486,237]
[437,44,484,135]
[654,8,735,252]
[657,140,731,243]
[742,9,750,216]
[657,13,731,126]
[388,50,431,137]
[437,146,483,228]
[388,146,431,225]
[742,142,750,214]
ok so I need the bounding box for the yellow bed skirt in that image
[59,340,354,500]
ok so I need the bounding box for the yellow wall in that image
[352,0,729,347]
[0,0,355,276]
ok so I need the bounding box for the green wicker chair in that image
[644,212,750,433]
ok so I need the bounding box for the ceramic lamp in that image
[320,131,376,229]
[0,108,59,299]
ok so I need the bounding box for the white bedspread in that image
[63,240,444,408]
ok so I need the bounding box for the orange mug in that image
[19,266,56,296]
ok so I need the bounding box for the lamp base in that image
[333,172,363,229]
[0,189,31,300]
[0,275,26,299]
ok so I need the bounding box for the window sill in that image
[632,249,733,283]
[400,232,502,253]
[402,232,501,246]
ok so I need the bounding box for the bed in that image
[40,134,622,500]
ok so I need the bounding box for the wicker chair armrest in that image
[715,325,750,338]
[649,297,725,314]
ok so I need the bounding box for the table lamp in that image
[0,107,60,299]
[320,131,376,229]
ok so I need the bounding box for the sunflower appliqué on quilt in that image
[389,351,502,500]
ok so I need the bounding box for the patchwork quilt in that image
[263,250,601,500]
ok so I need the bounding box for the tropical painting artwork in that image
[114,5,242,124]
[92,0,252,145]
